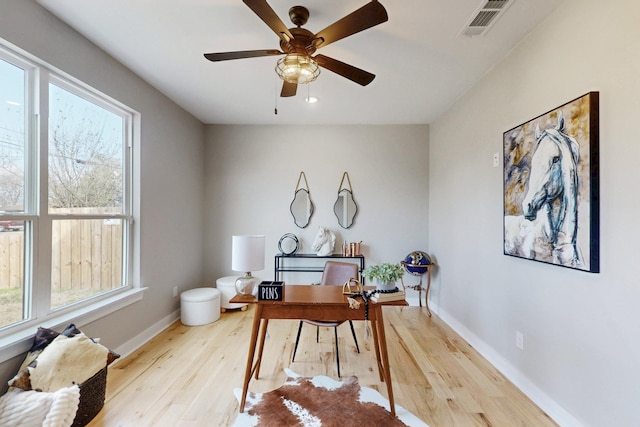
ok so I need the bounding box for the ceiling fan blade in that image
[243,0,294,42]
[315,54,375,86]
[280,80,298,97]
[312,1,388,49]
[204,49,283,62]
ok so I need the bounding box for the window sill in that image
[0,287,147,362]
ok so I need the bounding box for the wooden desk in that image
[231,285,407,417]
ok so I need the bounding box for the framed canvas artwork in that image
[503,92,599,273]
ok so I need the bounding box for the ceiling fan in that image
[204,0,388,97]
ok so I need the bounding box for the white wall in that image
[0,0,205,381]
[5,1,636,424]
[429,0,640,425]
[203,124,430,304]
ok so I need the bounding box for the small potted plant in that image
[362,263,405,291]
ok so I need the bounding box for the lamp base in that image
[235,272,260,296]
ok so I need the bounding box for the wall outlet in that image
[516,331,524,350]
[173,286,178,297]
[492,152,500,167]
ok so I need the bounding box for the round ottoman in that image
[217,276,248,312]
[180,287,221,326]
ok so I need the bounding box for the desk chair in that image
[291,261,360,377]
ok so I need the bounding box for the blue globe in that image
[403,251,431,276]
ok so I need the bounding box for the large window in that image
[0,44,134,332]
[0,55,27,328]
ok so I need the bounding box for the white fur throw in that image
[9,333,109,392]
[0,385,80,427]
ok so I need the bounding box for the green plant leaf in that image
[362,263,404,283]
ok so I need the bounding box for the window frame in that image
[46,74,133,310]
[0,40,142,360]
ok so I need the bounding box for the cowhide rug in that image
[232,369,428,427]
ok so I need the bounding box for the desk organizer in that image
[257,281,284,301]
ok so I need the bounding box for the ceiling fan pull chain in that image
[274,77,278,115]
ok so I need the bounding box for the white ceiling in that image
[36,0,564,125]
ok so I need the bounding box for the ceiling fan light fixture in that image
[275,54,320,84]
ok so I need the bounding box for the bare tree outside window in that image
[49,83,123,214]
[48,83,126,310]
[0,59,25,212]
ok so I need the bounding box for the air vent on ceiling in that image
[460,0,514,37]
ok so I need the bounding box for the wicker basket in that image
[71,366,108,427]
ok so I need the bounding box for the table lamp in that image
[232,235,265,296]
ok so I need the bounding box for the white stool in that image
[217,276,248,312]
[180,287,221,326]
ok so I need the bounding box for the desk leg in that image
[369,320,384,382]
[254,319,269,379]
[239,304,263,412]
[374,306,396,417]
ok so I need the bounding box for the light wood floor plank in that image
[88,306,557,427]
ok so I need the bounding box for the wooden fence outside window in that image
[0,218,123,291]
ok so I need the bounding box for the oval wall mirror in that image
[290,172,314,228]
[334,172,358,229]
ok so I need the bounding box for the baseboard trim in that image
[432,303,582,427]
[113,309,180,360]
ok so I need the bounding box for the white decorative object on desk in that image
[311,226,335,256]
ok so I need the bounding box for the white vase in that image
[376,279,397,291]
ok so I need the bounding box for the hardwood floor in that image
[88,305,557,426]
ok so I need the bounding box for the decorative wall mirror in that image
[290,172,314,228]
[334,172,358,229]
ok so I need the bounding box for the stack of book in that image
[370,289,405,303]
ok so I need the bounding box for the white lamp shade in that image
[232,235,265,272]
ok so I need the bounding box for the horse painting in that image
[503,92,599,272]
[523,112,582,266]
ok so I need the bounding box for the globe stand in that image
[401,261,433,318]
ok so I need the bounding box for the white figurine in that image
[312,226,335,256]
